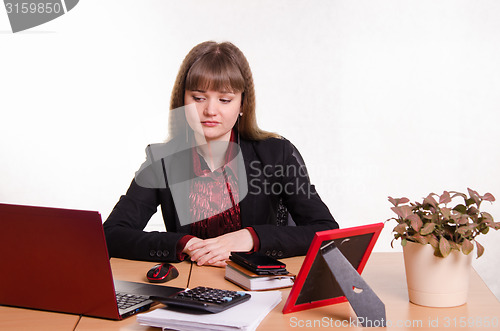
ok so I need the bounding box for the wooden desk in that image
[2,253,499,330]
[0,259,192,331]
[176,253,500,331]
[0,306,80,331]
[74,259,192,331]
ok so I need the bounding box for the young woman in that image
[103,41,338,267]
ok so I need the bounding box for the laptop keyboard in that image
[116,292,151,310]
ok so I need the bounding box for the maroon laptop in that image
[0,203,181,319]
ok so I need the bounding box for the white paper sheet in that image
[137,290,282,331]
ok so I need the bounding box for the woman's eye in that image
[192,96,204,102]
[220,99,231,104]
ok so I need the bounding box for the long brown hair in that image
[168,41,279,141]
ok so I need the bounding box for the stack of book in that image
[224,261,295,291]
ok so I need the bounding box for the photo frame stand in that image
[321,241,386,327]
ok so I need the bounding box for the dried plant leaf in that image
[441,207,451,220]
[439,191,452,204]
[467,206,479,216]
[468,188,480,205]
[408,214,422,232]
[413,234,429,245]
[449,212,460,223]
[476,241,485,258]
[388,196,397,206]
[457,214,469,225]
[388,196,409,207]
[481,193,495,202]
[456,225,472,236]
[439,237,451,258]
[450,242,460,251]
[465,198,476,207]
[450,191,467,200]
[481,212,494,223]
[391,205,412,219]
[428,235,439,249]
[424,194,438,208]
[422,214,433,220]
[393,223,407,235]
[462,239,474,255]
[453,204,467,214]
[420,222,436,235]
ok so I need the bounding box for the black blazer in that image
[103,136,338,262]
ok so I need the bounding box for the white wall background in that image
[1,0,499,300]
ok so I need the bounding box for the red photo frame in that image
[282,223,384,314]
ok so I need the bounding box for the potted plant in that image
[388,188,499,307]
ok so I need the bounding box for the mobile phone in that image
[230,252,287,275]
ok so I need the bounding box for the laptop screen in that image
[0,203,121,319]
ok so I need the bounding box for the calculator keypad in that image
[152,286,251,313]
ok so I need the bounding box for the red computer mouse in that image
[146,263,179,283]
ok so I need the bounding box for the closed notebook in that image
[225,261,295,291]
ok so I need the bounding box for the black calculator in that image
[151,286,251,313]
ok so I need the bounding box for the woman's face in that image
[184,89,242,143]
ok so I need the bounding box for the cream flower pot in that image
[402,240,472,307]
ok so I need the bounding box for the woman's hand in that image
[182,237,204,256]
[185,229,254,267]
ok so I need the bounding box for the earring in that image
[237,115,241,145]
